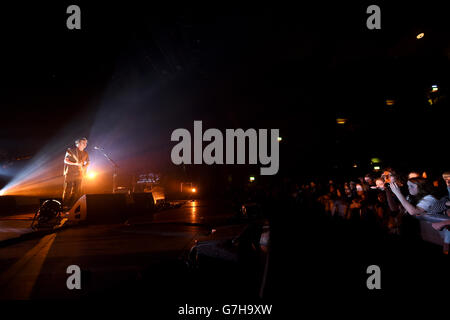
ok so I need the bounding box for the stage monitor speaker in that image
[68,194,127,224]
[131,192,155,213]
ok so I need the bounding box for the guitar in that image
[67,149,88,178]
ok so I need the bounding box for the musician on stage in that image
[62,137,90,209]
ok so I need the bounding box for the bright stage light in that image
[0,189,5,196]
[0,110,95,197]
[87,171,97,179]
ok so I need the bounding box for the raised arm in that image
[389,182,425,215]
[385,187,401,212]
[64,151,81,166]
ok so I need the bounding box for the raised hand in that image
[389,181,401,196]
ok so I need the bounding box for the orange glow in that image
[0,174,63,197]
[191,204,197,219]
[336,118,347,125]
[408,172,420,179]
[0,157,66,197]
[382,171,391,182]
[87,171,97,179]
[385,99,395,106]
[191,188,196,193]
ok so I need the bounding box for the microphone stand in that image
[95,148,119,193]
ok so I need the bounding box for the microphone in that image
[94,146,104,150]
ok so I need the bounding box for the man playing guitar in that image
[62,137,90,209]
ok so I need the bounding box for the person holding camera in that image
[380,170,405,233]
[389,177,438,216]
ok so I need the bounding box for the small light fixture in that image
[416,32,424,39]
[431,85,438,92]
[249,176,255,182]
[336,118,347,125]
[370,157,381,164]
[385,99,395,106]
[277,137,282,142]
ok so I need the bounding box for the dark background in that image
[0,2,449,192]
[0,2,448,313]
